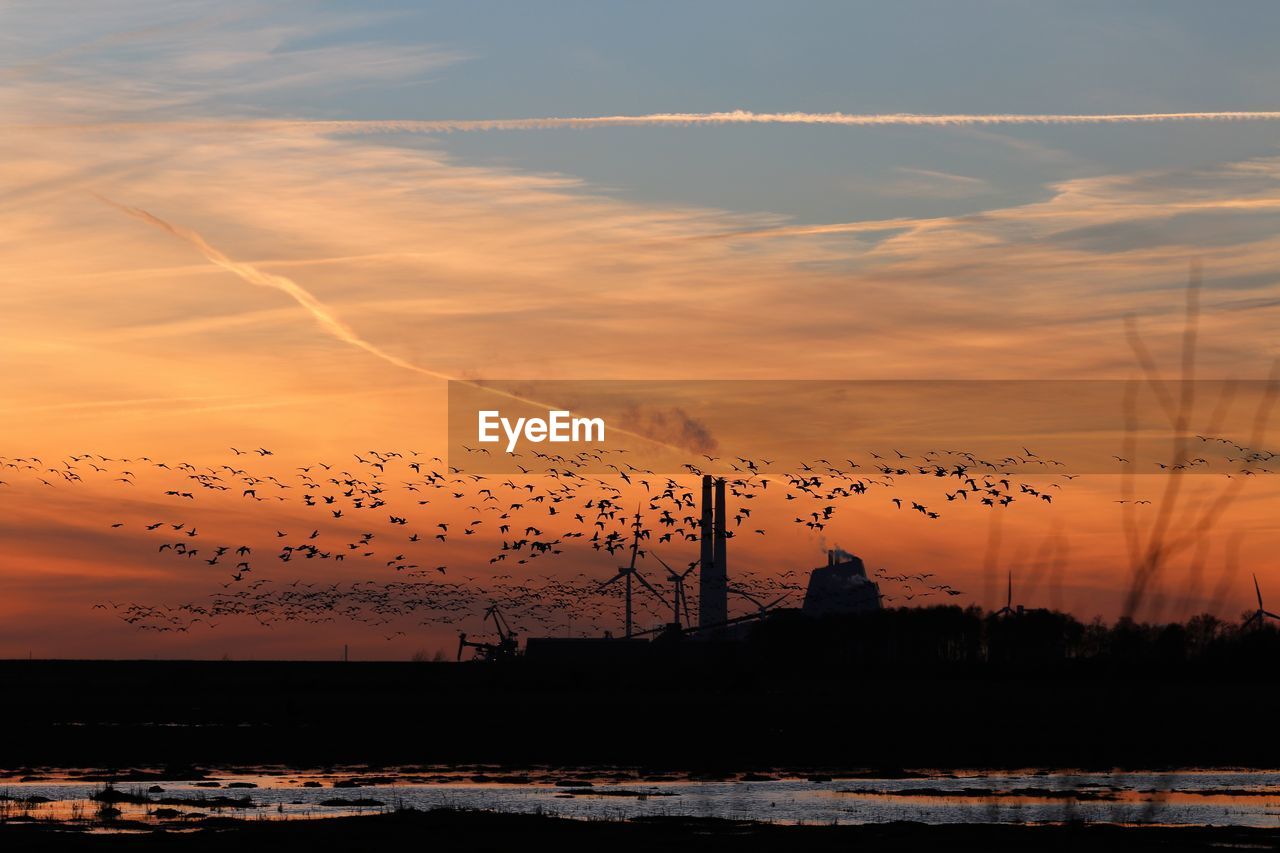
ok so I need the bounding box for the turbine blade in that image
[1256,574,1264,609]
[633,571,669,605]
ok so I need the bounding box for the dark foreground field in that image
[2,656,1279,769]
[5,809,1280,853]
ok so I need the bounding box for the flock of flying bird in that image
[2,433,1275,644]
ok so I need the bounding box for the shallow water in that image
[4,769,1280,828]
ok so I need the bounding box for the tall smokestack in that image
[699,475,713,571]
[701,471,721,625]
[713,476,727,583]
[699,475,717,627]
[700,477,728,628]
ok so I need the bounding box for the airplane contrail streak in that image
[25,110,1280,138]
[96,196,695,454]
[97,195,452,382]
[290,110,1280,134]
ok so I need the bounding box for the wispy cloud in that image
[849,167,993,199]
[0,3,466,122]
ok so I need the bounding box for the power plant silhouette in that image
[501,473,880,661]
[802,548,882,616]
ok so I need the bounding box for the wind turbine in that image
[598,508,667,639]
[728,585,790,615]
[1244,573,1280,630]
[650,552,696,629]
[994,571,1016,617]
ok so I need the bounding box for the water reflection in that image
[3,769,1280,830]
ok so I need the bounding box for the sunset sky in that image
[4,1,1280,658]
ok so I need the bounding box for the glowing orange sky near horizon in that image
[5,10,1280,658]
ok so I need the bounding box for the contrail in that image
[97,195,451,382]
[287,109,1280,134]
[27,110,1280,138]
[96,196,695,455]
[693,216,940,242]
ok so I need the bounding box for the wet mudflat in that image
[5,807,1280,852]
[5,766,1280,830]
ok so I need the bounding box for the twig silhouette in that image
[1121,262,1280,619]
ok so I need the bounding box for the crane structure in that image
[457,604,520,661]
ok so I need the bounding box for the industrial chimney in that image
[699,475,728,628]
[700,475,713,588]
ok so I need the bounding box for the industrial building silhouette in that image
[802,548,882,616]
[519,474,880,660]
